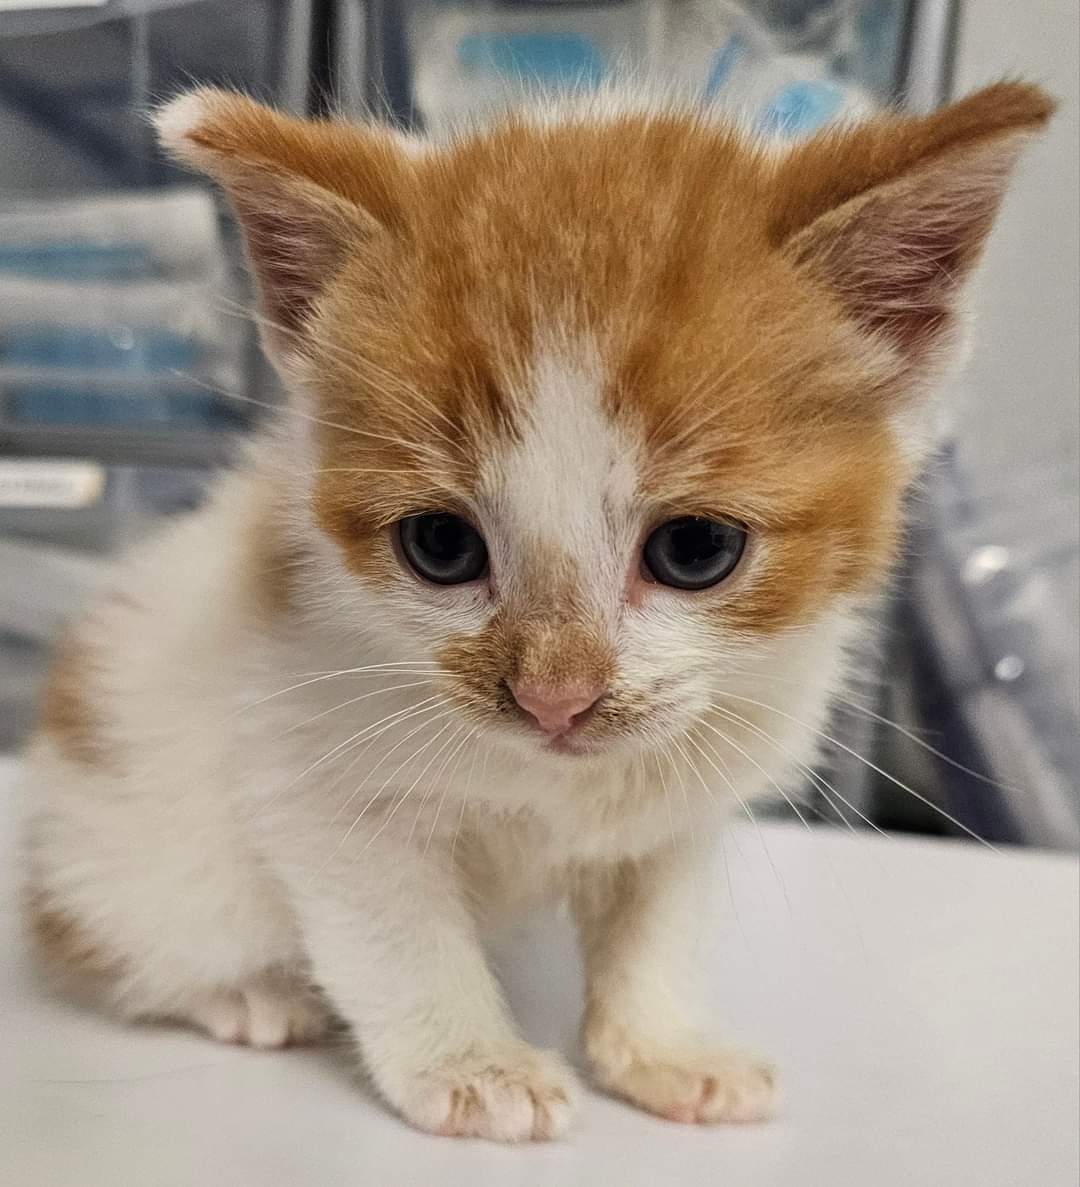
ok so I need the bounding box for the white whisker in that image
[351,724,466,861]
[408,726,474,847]
[666,733,754,946]
[328,701,462,824]
[170,368,454,464]
[233,663,448,716]
[683,730,792,911]
[705,702,889,841]
[212,297,471,460]
[297,696,452,797]
[701,706,870,957]
[248,695,451,826]
[282,679,437,735]
[424,729,478,858]
[317,720,459,881]
[713,691,1001,853]
[718,670,1023,795]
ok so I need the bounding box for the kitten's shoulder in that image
[30,459,297,763]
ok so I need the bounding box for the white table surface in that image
[1,757,1077,1187]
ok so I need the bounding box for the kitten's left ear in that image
[154,88,412,365]
[770,81,1055,383]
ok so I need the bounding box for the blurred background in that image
[0,0,1076,849]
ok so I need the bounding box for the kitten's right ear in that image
[154,89,411,364]
[768,82,1055,388]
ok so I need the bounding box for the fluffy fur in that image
[22,82,1051,1142]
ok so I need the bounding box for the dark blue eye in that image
[643,517,746,590]
[398,513,488,585]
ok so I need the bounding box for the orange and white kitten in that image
[23,83,1051,1142]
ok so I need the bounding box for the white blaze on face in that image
[480,337,642,610]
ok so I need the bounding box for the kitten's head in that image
[157,84,1051,762]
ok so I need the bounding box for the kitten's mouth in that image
[537,712,625,758]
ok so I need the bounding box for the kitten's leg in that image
[573,849,776,1124]
[276,827,577,1142]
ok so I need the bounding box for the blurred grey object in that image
[0,1,312,196]
[864,0,1079,850]
[0,0,312,746]
[0,463,213,749]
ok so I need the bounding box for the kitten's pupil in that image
[643,517,746,590]
[669,519,718,566]
[421,515,464,560]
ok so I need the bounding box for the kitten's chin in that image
[490,713,666,763]
[545,734,590,758]
[492,723,608,762]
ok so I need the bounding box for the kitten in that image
[22,82,1051,1142]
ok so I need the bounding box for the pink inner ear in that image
[787,141,1025,370]
[222,172,373,357]
[242,203,327,335]
[831,192,980,356]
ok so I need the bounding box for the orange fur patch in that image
[37,635,116,771]
[24,885,125,990]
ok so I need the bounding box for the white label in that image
[0,460,106,509]
[0,2,107,10]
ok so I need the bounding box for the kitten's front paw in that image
[396,1044,578,1142]
[586,1017,776,1124]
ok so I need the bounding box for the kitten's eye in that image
[642,517,747,590]
[398,513,489,585]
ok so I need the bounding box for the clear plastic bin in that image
[0,1,312,454]
[342,1,918,133]
[0,1,312,196]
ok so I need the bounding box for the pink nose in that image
[511,681,605,736]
